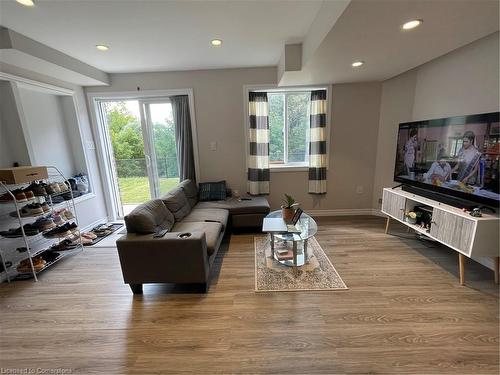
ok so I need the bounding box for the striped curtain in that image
[308,90,327,194]
[247,92,270,195]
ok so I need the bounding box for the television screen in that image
[394,112,500,207]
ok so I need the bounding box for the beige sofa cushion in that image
[124,199,174,234]
[161,187,191,221]
[182,208,229,230]
[171,221,223,256]
[179,179,198,208]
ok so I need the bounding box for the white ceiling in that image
[0,0,323,73]
[281,0,500,85]
[1,0,498,85]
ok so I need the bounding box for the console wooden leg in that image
[494,257,499,284]
[384,217,390,234]
[458,254,465,286]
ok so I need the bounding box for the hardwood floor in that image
[0,216,498,374]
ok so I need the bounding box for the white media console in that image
[381,187,499,285]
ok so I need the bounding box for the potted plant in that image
[404,210,421,225]
[281,193,298,223]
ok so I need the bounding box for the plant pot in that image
[281,207,295,223]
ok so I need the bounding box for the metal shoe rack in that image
[0,166,83,282]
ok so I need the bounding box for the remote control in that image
[153,229,169,238]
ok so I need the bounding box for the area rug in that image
[254,236,348,292]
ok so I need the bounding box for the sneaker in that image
[41,182,54,195]
[33,217,56,231]
[40,202,50,213]
[0,224,39,238]
[41,251,60,262]
[25,182,47,197]
[81,232,97,239]
[23,189,35,200]
[58,183,69,192]
[81,236,93,245]
[0,189,27,203]
[50,183,61,194]
[64,210,75,220]
[51,239,78,251]
[52,214,65,225]
[67,222,78,233]
[19,203,44,217]
[44,225,71,238]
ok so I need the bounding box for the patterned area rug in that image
[254,236,348,292]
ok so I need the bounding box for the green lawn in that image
[118,177,180,204]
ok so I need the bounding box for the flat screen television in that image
[394,112,500,208]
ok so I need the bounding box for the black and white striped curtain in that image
[247,92,270,195]
[308,90,327,194]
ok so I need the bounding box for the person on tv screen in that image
[451,130,481,184]
[404,129,418,176]
[426,150,451,185]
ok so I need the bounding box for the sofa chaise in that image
[116,179,270,293]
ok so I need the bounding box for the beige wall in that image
[86,69,383,212]
[372,32,500,209]
[269,82,382,211]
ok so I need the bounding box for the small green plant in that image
[281,193,296,209]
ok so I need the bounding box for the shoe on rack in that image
[25,182,47,197]
[22,189,35,201]
[33,217,56,231]
[50,195,64,204]
[51,214,65,226]
[81,232,97,240]
[43,225,71,238]
[49,183,61,194]
[81,236,93,245]
[0,224,39,238]
[40,182,54,195]
[58,182,69,192]
[62,192,73,201]
[17,257,45,273]
[41,251,59,262]
[40,202,50,213]
[67,178,77,191]
[63,210,75,220]
[19,203,44,217]
[0,189,28,203]
[51,239,78,251]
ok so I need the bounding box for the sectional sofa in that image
[116,179,270,293]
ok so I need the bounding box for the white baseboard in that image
[307,208,382,217]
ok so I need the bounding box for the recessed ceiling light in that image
[351,61,364,67]
[15,0,34,6]
[211,39,223,46]
[96,45,109,51]
[402,19,423,30]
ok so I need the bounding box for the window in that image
[268,91,311,167]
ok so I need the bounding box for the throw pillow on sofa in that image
[198,181,226,201]
[161,187,191,221]
[124,199,175,234]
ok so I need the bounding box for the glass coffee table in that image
[264,210,318,267]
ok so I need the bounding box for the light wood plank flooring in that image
[1,216,498,374]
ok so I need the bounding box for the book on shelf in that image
[275,250,294,261]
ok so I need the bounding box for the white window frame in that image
[87,89,200,220]
[243,84,331,172]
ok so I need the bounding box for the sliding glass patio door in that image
[140,100,180,198]
[97,99,179,218]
